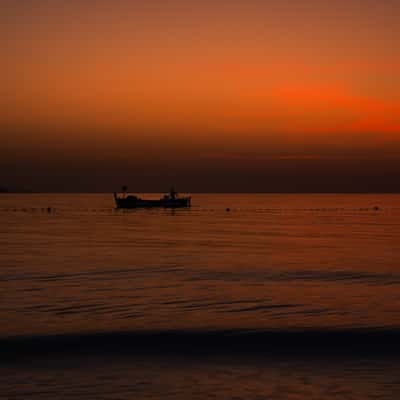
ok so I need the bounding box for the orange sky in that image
[1,0,400,191]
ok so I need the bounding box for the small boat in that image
[114,187,191,209]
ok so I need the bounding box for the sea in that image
[1,193,400,399]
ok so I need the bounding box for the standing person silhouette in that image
[170,186,177,200]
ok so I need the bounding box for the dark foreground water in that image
[1,194,400,399]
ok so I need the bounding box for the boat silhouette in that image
[114,186,191,209]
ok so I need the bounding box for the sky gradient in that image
[1,0,400,192]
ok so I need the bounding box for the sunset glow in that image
[2,0,400,191]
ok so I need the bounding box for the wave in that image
[3,328,400,361]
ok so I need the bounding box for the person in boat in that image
[122,185,128,199]
[169,186,177,200]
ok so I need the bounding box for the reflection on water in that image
[1,194,400,335]
[1,194,400,398]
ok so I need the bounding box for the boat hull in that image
[114,196,191,209]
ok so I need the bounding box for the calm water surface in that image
[1,194,400,399]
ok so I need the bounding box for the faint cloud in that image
[202,153,370,161]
